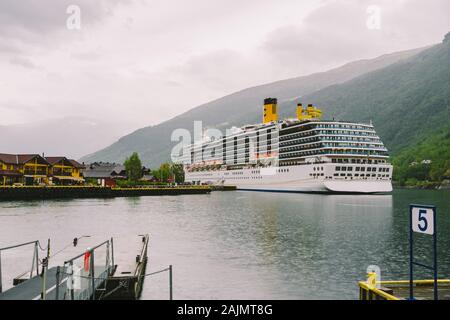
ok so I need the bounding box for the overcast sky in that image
[1,0,449,130]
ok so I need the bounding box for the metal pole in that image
[409,205,414,300]
[90,250,95,300]
[55,266,60,300]
[41,257,48,300]
[70,261,74,300]
[169,265,173,300]
[47,239,50,262]
[433,208,438,300]
[106,242,110,272]
[30,242,37,278]
[0,251,2,293]
[35,242,39,277]
[111,238,115,273]
[40,239,50,300]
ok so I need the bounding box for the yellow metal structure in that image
[358,272,450,300]
[297,103,322,121]
[263,98,278,124]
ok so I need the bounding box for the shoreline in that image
[0,185,212,201]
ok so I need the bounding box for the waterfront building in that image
[0,154,23,185]
[83,162,127,187]
[0,154,50,185]
[0,153,85,186]
[45,157,85,185]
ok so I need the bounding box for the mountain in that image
[300,37,450,155]
[81,46,428,167]
[297,33,450,185]
[0,117,134,159]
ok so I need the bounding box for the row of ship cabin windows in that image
[280,130,378,141]
[281,142,381,152]
[280,150,386,158]
[309,173,391,179]
[226,176,263,180]
[331,158,387,164]
[336,166,390,172]
[314,124,372,130]
[331,173,390,179]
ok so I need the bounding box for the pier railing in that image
[0,240,42,293]
[57,238,114,300]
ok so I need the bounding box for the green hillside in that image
[392,127,450,186]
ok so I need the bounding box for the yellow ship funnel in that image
[296,103,304,120]
[297,103,322,121]
[263,98,278,124]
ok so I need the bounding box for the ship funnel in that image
[263,98,278,124]
[296,103,303,120]
[297,103,322,121]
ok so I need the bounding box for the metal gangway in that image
[0,238,115,300]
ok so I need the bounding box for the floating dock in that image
[0,185,211,201]
[0,235,150,300]
[102,235,149,300]
[359,273,450,300]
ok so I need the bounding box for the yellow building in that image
[0,154,23,185]
[0,154,50,185]
[0,154,85,186]
[46,157,85,185]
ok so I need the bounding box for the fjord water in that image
[0,189,449,299]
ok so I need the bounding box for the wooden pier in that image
[0,235,150,300]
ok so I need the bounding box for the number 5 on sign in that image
[412,207,435,235]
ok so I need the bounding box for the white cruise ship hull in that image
[185,163,393,194]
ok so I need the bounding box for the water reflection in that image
[0,190,448,299]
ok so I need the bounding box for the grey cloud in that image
[70,51,102,61]
[0,0,131,39]
[0,41,22,54]
[0,0,449,128]
[167,49,257,92]
[9,56,37,69]
[261,0,450,75]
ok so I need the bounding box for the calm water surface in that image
[0,189,449,299]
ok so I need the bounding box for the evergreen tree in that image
[124,152,143,182]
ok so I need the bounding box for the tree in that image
[124,152,143,182]
[171,163,185,183]
[152,162,185,183]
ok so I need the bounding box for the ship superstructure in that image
[177,98,392,193]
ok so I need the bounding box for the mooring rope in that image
[59,266,170,281]
[143,267,170,277]
[37,240,48,252]
[13,239,74,280]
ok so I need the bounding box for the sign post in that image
[409,204,438,300]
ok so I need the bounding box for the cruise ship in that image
[178,98,393,193]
